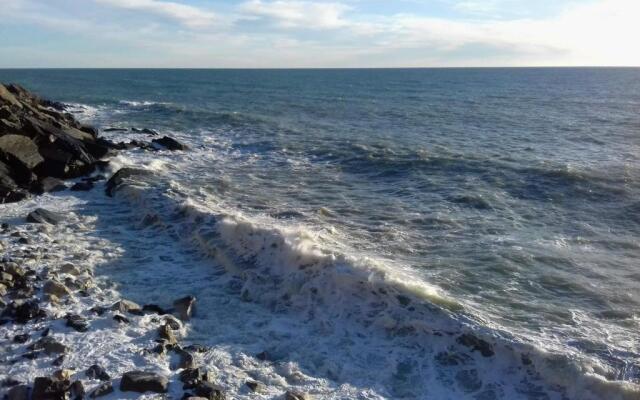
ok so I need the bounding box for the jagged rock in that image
[31,337,67,354]
[0,134,44,169]
[173,295,196,321]
[26,208,65,225]
[0,282,7,296]
[179,368,205,387]
[60,263,81,275]
[13,333,29,343]
[120,371,169,393]
[89,381,113,398]
[70,380,85,399]
[86,364,110,381]
[104,168,151,197]
[52,369,72,381]
[65,314,89,332]
[13,300,44,323]
[457,333,495,357]
[132,127,159,136]
[152,136,188,151]
[164,315,182,330]
[38,177,67,193]
[175,348,196,369]
[32,376,70,400]
[52,355,65,366]
[111,299,143,315]
[113,314,130,324]
[285,391,312,400]
[158,323,177,344]
[6,384,30,400]
[245,381,263,393]
[193,382,225,400]
[43,280,71,297]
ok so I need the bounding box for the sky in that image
[0,0,639,68]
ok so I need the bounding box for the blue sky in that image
[1,0,638,67]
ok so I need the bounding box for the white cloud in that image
[95,0,216,28]
[240,0,351,29]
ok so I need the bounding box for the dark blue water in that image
[2,68,639,397]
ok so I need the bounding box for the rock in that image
[0,282,7,296]
[70,181,93,191]
[14,300,44,323]
[31,337,67,355]
[26,208,65,225]
[52,355,65,366]
[285,391,312,400]
[111,299,143,315]
[152,136,188,151]
[179,368,204,387]
[43,280,71,297]
[86,364,110,381]
[60,263,81,275]
[0,134,44,169]
[37,177,67,193]
[104,168,151,197]
[193,382,225,400]
[52,369,72,381]
[66,314,89,332]
[245,381,262,393]
[175,348,196,369]
[164,315,182,330]
[32,376,70,400]
[120,371,169,393]
[13,333,29,343]
[158,323,177,344]
[184,344,208,353]
[0,84,23,108]
[132,127,159,136]
[113,314,130,324]
[457,333,494,357]
[89,381,113,398]
[6,384,30,400]
[70,380,85,399]
[173,295,196,321]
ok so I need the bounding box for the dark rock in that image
[255,351,269,361]
[120,371,169,393]
[86,364,110,381]
[52,355,64,367]
[70,181,93,191]
[158,323,177,344]
[285,391,311,400]
[30,337,67,355]
[113,314,130,324]
[175,348,196,369]
[173,295,196,321]
[142,304,167,315]
[26,208,65,225]
[31,376,70,400]
[164,315,182,330]
[104,168,151,197]
[89,381,113,398]
[132,127,159,136]
[152,136,188,151]
[184,344,208,353]
[38,177,67,193]
[13,333,29,343]
[17,237,30,244]
[70,380,85,399]
[21,351,39,360]
[1,378,22,387]
[6,384,30,400]
[245,381,262,392]
[65,314,89,332]
[14,300,44,323]
[193,382,225,400]
[111,299,143,315]
[0,134,44,169]
[457,333,494,357]
[102,127,128,132]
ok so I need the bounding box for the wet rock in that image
[245,381,263,393]
[111,299,143,315]
[65,314,89,332]
[43,280,71,297]
[175,348,196,369]
[184,344,208,353]
[13,333,29,343]
[31,337,67,355]
[193,382,225,400]
[14,300,44,323]
[6,384,30,400]
[1,378,22,388]
[37,177,66,193]
[104,168,151,197]
[164,315,182,330]
[159,323,177,344]
[0,282,7,296]
[60,263,81,275]
[255,351,270,361]
[32,376,70,400]
[86,364,110,381]
[26,208,65,225]
[103,127,128,132]
[285,391,312,400]
[70,181,93,191]
[52,355,64,367]
[89,381,113,398]
[52,369,72,381]
[152,136,188,151]
[120,371,169,393]
[457,333,495,357]
[131,127,159,136]
[113,314,130,324]
[173,295,196,321]
[70,380,85,399]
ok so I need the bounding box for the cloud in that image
[95,0,216,28]
[240,0,351,29]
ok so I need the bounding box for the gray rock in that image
[111,299,143,315]
[70,380,85,399]
[66,314,89,332]
[104,168,151,197]
[194,382,225,400]
[120,371,169,393]
[152,136,188,151]
[43,280,71,297]
[32,376,70,400]
[0,134,44,169]
[173,295,196,321]
[159,323,177,344]
[6,384,30,400]
[89,381,113,398]
[86,364,111,381]
[285,391,313,400]
[26,208,65,225]
[38,177,67,193]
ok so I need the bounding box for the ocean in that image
[1,68,639,399]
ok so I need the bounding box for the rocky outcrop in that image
[120,371,169,393]
[0,83,113,203]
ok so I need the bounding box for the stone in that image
[66,314,90,332]
[120,371,169,393]
[6,384,30,400]
[457,333,495,357]
[285,391,312,400]
[193,382,225,400]
[60,263,81,275]
[164,315,182,330]
[0,135,43,169]
[173,295,196,321]
[179,368,204,387]
[86,364,110,381]
[245,381,262,393]
[26,208,65,225]
[31,337,67,355]
[111,299,143,315]
[89,381,113,398]
[113,314,130,324]
[14,300,44,323]
[152,136,188,151]
[13,333,29,343]
[37,177,67,193]
[43,280,71,297]
[0,282,7,296]
[32,376,70,400]
[70,380,85,399]
[52,369,72,381]
[175,348,196,369]
[52,355,65,367]
[159,323,177,344]
[105,168,151,197]
[0,84,23,108]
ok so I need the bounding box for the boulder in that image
[26,208,65,225]
[43,280,71,297]
[0,134,44,169]
[152,136,188,151]
[65,314,89,332]
[38,177,67,193]
[193,382,225,400]
[111,299,143,315]
[104,168,152,197]
[32,376,70,400]
[89,382,113,398]
[0,84,22,108]
[120,371,169,393]
[173,295,196,321]
[70,380,85,399]
[285,391,312,400]
[158,323,177,344]
[6,384,30,400]
[86,364,110,381]
[14,300,44,323]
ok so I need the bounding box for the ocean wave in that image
[103,165,640,400]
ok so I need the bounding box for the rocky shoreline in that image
[0,85,312,399]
